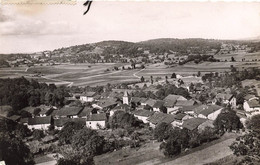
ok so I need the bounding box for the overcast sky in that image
[0,1,260,53]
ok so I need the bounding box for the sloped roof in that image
[148,112,175,125]
[8,115,21,121]
[78,107,93,117]
[22,106,39,115]
[181,105,199,112]
[99,99,118,108]
[174,113,187,120]
[87,113,107,121]
[182,118,207,130]
[0,105,13,117]
[247,99,260,108]
[56,106,83,116]
[175,100,196,107]
[54,118,85,127]
[215,93,233,101]
[164,94,186,103]
[153,100,165,108]
[144,99,157,107]
[194,105,223,115]
[133,110,154,117]
[28,116,52,125]
[37,105,53,115]
[84,92,96,97]
[164,100,176,107]
[244,94,257,101]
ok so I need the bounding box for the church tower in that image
[123,91,130,105]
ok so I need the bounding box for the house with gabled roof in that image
[194,105,223,120]
[182,118,207,131]
[80,92,96,102]
[36,105,54,117]
[110,104,130,116]
[143,98,157,107]
[54,118,86,130]
[163,94,188,114]
[21,106,41,117]
[171,113,192,128]
[213,93,236,108]
[27,116,53,130]
[86,113,108,129]
[133,110,154,123]
[153,100,165,112]
[93,98,118,111]
[243,97,260,117]
[56,106,83,118]
[147,112,175,128]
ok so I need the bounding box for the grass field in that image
[0,55,259,87]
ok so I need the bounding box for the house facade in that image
[86,113,107,129]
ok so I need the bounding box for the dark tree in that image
[58,121,85,144]
[140,76,145,82]
[214,110,243,132]
[154,122,173,141]
[171,73,176,78]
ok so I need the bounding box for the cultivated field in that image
[1,53,259,87]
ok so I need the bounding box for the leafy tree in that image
[230,115,260,164]
[58,121,85,144]
[109,111,143,129]
[171,73,176,78]
[160,139,181,157]
[0,133,34,165]
[245,114,260,133]
[197,71,201,77]
[140,76,145,82]
[154,122,173,141]
[214,109,243,132]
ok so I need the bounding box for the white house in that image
[27,116,52,130]
[133,110,154,123]
[86,113,107,129]
[243,98,260,116]
[195,105,223,121]
[80,92,96,102]
[171,113,191,128]
[214,93,236,108]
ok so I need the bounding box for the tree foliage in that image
[109,111,144,129]
[230,115,260,164]
[214,109,243,132]
[58,121,85,144]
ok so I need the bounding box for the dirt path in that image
[133,68,145,78]
[161,138,235,165]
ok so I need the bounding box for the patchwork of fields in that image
[0,58,259,87]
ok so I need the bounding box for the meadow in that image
[1,55,259,87]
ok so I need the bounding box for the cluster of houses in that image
[1,76,260,133]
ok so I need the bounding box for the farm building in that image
[55,106,83,118]
[80,92,96,102]
[27,116,52,130]
[133,110,154,123]
[86,113,108,129]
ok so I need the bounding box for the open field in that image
[214,51,260,62]
[0,58,260,87]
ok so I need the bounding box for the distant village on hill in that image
[1,38,260,165]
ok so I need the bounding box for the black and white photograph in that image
[0,1,260,165]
